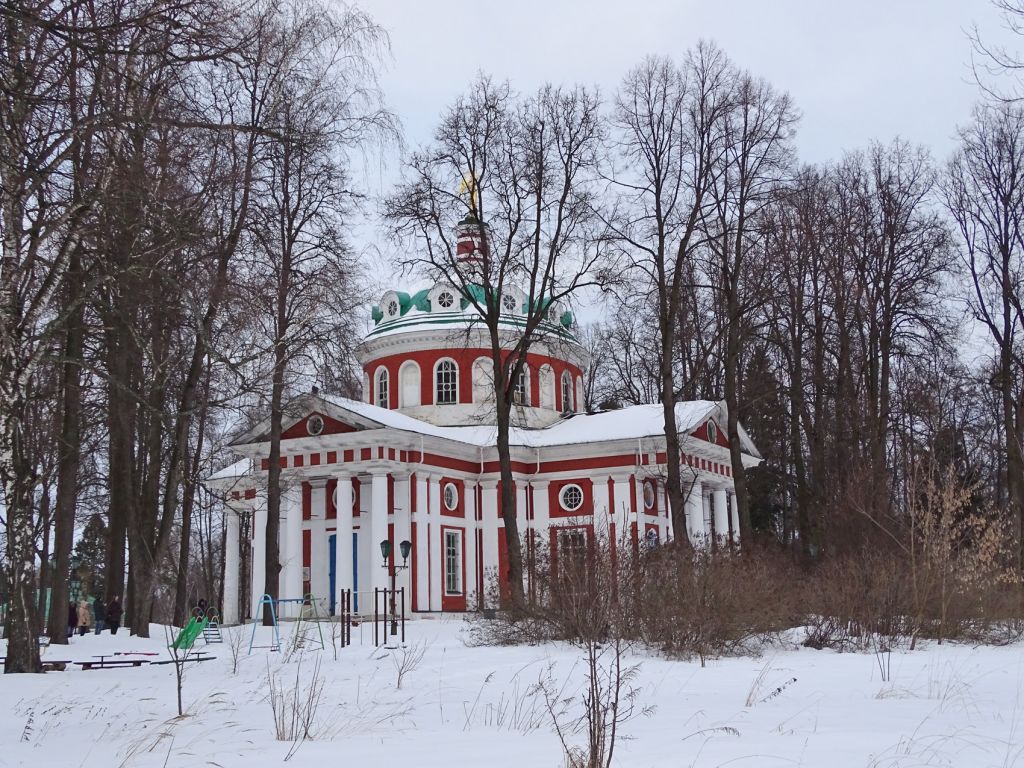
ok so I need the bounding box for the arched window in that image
[539,364,555,410]
[472,357,491,404]
[399,361,421,408]
[513,364,528,405]
[375,367,389,409]
[435,359,459,405]
[561,370,574,412]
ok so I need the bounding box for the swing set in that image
[247,593,329,654]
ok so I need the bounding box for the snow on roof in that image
[206,458,250,481]
[318,394,719,449]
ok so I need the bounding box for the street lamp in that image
[380,539,412,639]
[69,556,82,604]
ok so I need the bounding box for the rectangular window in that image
[557,529,587,576]
[444,530,462,595]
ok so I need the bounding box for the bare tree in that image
[945,102,1024,568]
[385,76,607,610]
[605,45,732,543]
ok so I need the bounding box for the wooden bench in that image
[150,654,216,666]
[75,655,151,670]
[0,657,71,672]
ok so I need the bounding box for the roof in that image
[213,394,760,483]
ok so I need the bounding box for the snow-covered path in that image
[2,619,1022,767]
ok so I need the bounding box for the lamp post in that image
[379,538,412,639]
[69,556,82,604]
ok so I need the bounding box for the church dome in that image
[356,282,589,428]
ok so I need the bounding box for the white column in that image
[481,481,499,608]
[309,480,329,608]
[729,491,740,543]
[251,495,267,618]
[414,473,429,610]
[686,476,705,543]
[223,502,241,625]
[713,487,729,544]
[660,482,671,543]
[370,471,390,596]
[531,481,550,540]
[611,475,632,547]
[515,481,528,538]
[393,474,412,596]
[428,475,443,611]
[464,482,478,609]
[335,474,354,612]
[282,484,303,616]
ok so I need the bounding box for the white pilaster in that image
[428,475,442,611]
[393,474,412,597]
[481,481,499,608]
[464,482,479,609]
[370,471,390,596]
[335,474,354,612]
[282,484,303,615]
[713,487,729,544]
[414,473,429,610]
[611,475,632,547]
[310,480,329,608]
[223,502,241,625]
[250,495,267,618]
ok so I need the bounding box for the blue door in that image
[328,534,337,614]
[328,532,359,613]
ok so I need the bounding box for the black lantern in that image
[380,538,412,638]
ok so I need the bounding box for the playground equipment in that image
[173,615,209,654]
[373,587,406,648]
[201,610,223,643]
[247,594,332,654]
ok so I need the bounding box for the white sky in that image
[351,0,1015,340]
[359,0,1011,168]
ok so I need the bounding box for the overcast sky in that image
[352,0,1015,322]
[360,0,1012,166]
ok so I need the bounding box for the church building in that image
[206,224,762,624]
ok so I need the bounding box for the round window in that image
[332,484,356,511]
[559,484,584,512]
[643,480,656,510]
[387,299,399,317]
[443,482,458,511]
[437,291,455,309]
[502,294,517,313]
[707,420,717,443]
[306,415,324,436]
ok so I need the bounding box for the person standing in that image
[92,596,106,634]
[106,596,123,635]
[67,602,77,639]
[77,600,92,636]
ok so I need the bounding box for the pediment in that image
[230,394,385,447]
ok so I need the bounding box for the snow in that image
[207,458,251,481]
[321,393,721,449]
[3,621,1023,767]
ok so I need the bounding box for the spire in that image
[456,214,487,264]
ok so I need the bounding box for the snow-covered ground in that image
[2,619,1023,767]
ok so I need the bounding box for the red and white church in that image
[207,232,762,624]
